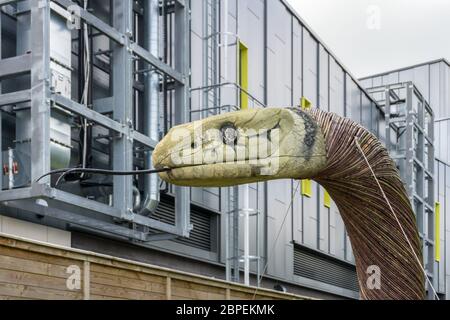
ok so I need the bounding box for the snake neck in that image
[306,109,425,300]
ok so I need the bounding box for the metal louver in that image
[294,245,359,293]
[152,195,214,252]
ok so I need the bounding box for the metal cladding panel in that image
[439,121,448,162]
[319,45,329,110]
[334,212,346,260]
[328,201,338,255]
[266,180,293,278]
[361,94,372,133]
[237,184,264,273]
[303,181,318,249]
[346,76,361,124]
[190,0,203,36]
[446,166,450,297]
[238,0,265,103]
[438,162,447,293]
[329,57,345,116]
[292,21,303,105]
[303,29,318,106]
[437,163,447,292]
[292,180,303,244]
[318,187,330,253]
[267,0,292,105]
[444,63,450,119]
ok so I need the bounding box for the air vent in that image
[293,245,359,292]
[152,195,214,252]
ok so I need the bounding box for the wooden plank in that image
[89,295,126,301]
[89,282,166,300]
[91,263,166,285]
[90,271,165,294]
[166,277,172,300]
[83,261,90,300]
[0,268,78,293]
[0,282,82,300]
[172,279,227,295]
[0,246,82,270]
[0,254,72,279]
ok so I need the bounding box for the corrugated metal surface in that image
[152,195,214,252]
[294,245,358,293]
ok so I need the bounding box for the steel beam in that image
[30,0,52,183]
[0,54,31,80]
[174,0,191,237]
[52,94,157,149]
[111,0,134,220]
[8,200,149,241]
[130,43,184,85]
[0,90,31,107]
[52,0,125,44]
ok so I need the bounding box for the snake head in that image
[153,108,327,187]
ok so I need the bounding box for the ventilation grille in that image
[293,245,359,292]
[152,195,214,252]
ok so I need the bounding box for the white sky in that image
[286,0,450,78]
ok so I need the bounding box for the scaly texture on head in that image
[153,108,425,300]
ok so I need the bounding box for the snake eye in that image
[221,124,238,145]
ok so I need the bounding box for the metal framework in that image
[367,82,436,299]
[0,0,191,241]
[190,0,266,286]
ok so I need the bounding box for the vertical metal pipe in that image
[140,0,160,215]
[243,184,250,286]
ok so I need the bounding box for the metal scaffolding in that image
[0,0,191,241]
[367,82,436,299]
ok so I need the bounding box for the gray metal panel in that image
[238,0,265,103]
[267,0,292,106]
[446,164,450,298]
[329,57,344,116]
[346,76,361,124]
[303,181,318,249]
[319,45,329,110]
[334,211,346,260]
[318,186,329,253]
[437,162,446,292]
[302,29,318,106]
[292,20,302,105]
[266,180,293,279]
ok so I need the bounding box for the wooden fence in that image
[0,233,309,300]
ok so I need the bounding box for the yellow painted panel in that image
[239,42,249,110]
[301,97,312,110]
[324,189,331,209]
[302,180,312,198]
[435,202,441,262]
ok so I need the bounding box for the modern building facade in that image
[0,0,447,300]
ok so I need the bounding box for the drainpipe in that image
[140,0,160,215]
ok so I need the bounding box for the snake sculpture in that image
[152,107,425,300]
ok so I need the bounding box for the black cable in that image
[36,167,172,187]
